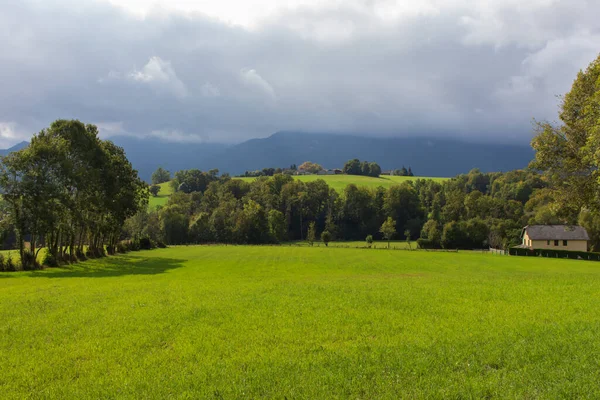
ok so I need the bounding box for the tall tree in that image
[530,53,600,220]
[151,167,171,185]
[380,217,396,249]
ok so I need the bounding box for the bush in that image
[139,237,155,250]
[365,235,373,248]
[42,252,59,268]
[5,254,16,272]
[509,247,600,261]
[21,250,40,271]
[75,248,86,260]
[116,241,129,253]
[417,238,436,249]
[0,254,5,271]
[321,230,331,247]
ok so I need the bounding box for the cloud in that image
[126,56,188,98]
[0,0,599,146]
[0,122,28,148]
[240,69,276,100]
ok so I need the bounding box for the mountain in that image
[108,136,228,182]
[203,132,534,177]
[0,141,29,157]
[0,133,534,180]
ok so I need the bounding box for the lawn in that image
[237,174,448,192]
[2,246,599,398]
[148,181,173,209]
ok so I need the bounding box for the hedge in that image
[509,247,600,261]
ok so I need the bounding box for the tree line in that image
[0,120,148,269]
[126,167,563,250]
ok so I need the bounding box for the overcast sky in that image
[0,0,598,147]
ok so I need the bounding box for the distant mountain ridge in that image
[0,132,534,181]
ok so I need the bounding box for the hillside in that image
[150,174,448,208]
[237,174,448,192]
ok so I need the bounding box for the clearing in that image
[1,246,599,398]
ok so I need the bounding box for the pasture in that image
[1,245,599,398]
[148,181,174,209]
[148,175,448,208]
[237,174,448,192]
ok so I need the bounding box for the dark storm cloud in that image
[0,0,598,147]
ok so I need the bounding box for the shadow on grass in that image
[2,254,187,279]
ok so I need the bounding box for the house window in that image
[554,240,559,246]
[547,240,550,245]
[563,240,568,246]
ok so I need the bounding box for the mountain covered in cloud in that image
[0,132,533,180]
[107,132,534,180]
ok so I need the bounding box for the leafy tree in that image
[321,230,331,247]
[307,221,316,246]
[366,234,373,247]
[407,167,414,177]
[530,53,600,219]
[151,167,171,185]
[380,217,396,248]
[399,166,408,176]
[149,184,160,197]
[298,161,324,174]
[404,229,412,250]
[343,159,362,175]
[368,162,382,177]
[268,209,286,243]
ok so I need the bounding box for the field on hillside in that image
[148,181,173,208]
[148,175,447,208]
[2,246,600,398]
[238,174,447,191]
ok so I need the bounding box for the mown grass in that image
[237,174,448,192]
[148,181,173,209]
[2,246,599,398]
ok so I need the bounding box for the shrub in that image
[365,235,373,248]
[21,250,40,271]
[5,254,16,272]
[75,248,86,261]
[139,237,155,250]
[321,230,331,247]
[0,254,5,271]
[417,238,436,249]
[42,252,59,268]
[116,241,129,253]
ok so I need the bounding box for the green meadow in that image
[149,175,447,209]
[148,181,174,209]
[2,245,600,398]
[237,174,448,192]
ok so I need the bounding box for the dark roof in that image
[524,225,589,241]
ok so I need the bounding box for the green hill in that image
[238,174,447,191]
[148,181,174,209]
[149,175,448,208]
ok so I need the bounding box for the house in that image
[317,169,336,175]
[520,225,589,252]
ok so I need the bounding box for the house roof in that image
[524,225,589,241]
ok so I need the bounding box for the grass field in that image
[237,174,448,192]
[148,175,447,209]
[2,246,600,398]
[148,181,174,209]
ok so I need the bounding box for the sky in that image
[0,0,598,148]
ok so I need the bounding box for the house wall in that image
[523,232,588,251]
